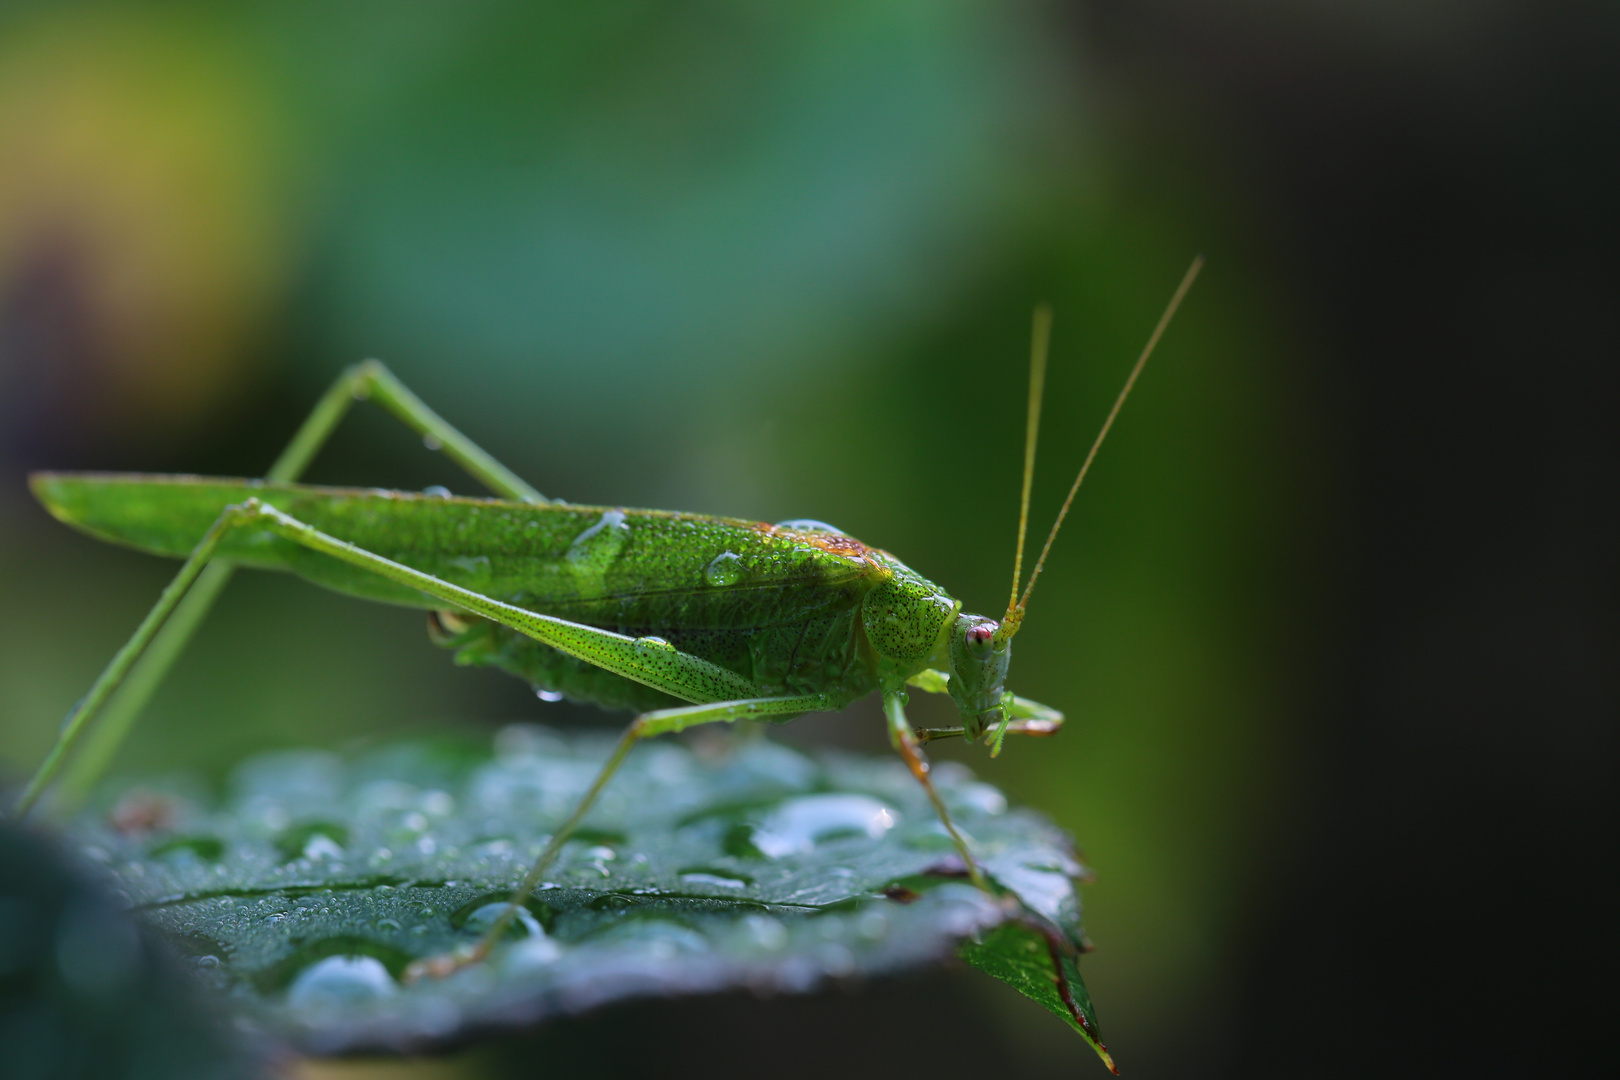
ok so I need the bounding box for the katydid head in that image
[946,612,1012,739]
[971,258,1203,746]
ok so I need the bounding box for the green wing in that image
[30,473,881,625]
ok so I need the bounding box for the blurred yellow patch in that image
[0,10,294,442]
[285,1057,479,1080]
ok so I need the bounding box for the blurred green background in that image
[2,2,1612,1078]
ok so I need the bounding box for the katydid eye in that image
[966,622,996,657]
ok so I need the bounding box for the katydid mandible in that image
[11,257,1202,978]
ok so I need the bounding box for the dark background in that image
[0,2,1613,1077]
[1081,2,1619,1077]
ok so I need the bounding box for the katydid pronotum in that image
[11,257,1201,991]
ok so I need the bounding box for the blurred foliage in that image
[0,822,254,1080]
[0,1,1304,1076]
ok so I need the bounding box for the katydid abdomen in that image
[29,472,947,715]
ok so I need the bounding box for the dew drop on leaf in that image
[752,794,897,857]
[287,956,397,1009]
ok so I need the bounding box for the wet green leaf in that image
[73,727,1104,1060]
[959,923,1116,1073]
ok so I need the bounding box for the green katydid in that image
[9,257,1201,995]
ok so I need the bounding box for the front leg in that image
[407,692,831,980]
[883,688,989,891]
[904,669,1065,747]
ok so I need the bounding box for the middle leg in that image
[407,692,829,980]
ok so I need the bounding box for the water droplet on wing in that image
[704,551,743,586]
[567,509,631,574]
[773,519,847,534]
[634,636,675,658]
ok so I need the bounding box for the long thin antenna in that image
[1006,303,1053,618]
[1004,255,1204,638]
